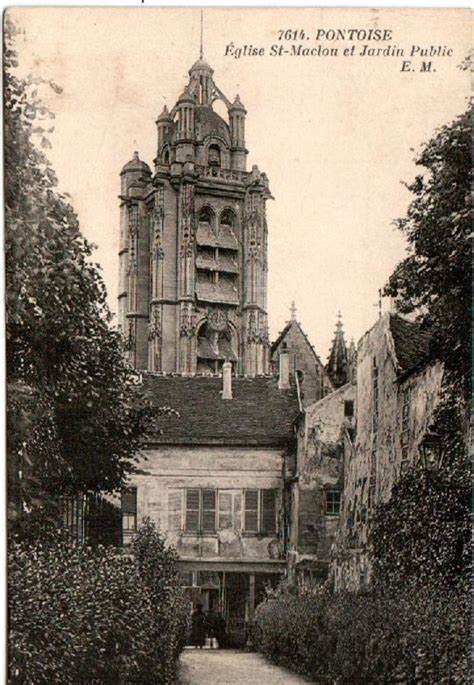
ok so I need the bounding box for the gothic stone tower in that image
[118,57,272,375]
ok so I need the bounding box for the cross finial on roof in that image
[200,9,204,60]
[290,301,297,321]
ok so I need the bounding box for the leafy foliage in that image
[5,16,143,512]
[253,580,470,683]
[131,519,190,681]
[370,429,469,588]
[384,104,471,394]
[9,521,189,684]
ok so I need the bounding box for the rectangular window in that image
[344,400,354,418]
[324,490,341,516]
[244,489,277,534]
[121,487,137,546]
[185,488,216,534]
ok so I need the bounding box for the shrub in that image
[253,578,469,683]
[8,521,189,684]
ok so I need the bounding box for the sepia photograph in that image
[5,7,471,683]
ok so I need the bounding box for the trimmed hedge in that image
[253,578,469,684]
[9,520,189,684]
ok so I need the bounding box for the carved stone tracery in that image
[152,187,165,260]
[127,204,139,274]
[180,302,196,338]
[148,305,162,341]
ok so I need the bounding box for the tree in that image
[372,103,470,611]
[5,17,142,520]
[384,103,471,397]
[9,521,189,683]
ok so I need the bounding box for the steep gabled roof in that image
[271,320,292,356]
[388,313,432,377]
[139,374,300,446]
[271,319,326,370]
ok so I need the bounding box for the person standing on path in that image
[191,603,206,649]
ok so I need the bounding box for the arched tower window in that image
[208,144,221,168]
[196,318,238,375]
[220,208,235,229]
[198,206,214,232]
[162,148,170,165]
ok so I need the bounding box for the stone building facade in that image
[118,57,272,376]
[331,312,443,590]
[287,380,356,583]
[123,362,299,646]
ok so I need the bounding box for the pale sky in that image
[10,7,470,361]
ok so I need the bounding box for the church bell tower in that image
[118,53,272,376]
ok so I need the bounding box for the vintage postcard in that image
[5,7,471,684]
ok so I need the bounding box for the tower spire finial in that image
[290,301,297,322]
[200,9,204,60]
[325,311,349,389]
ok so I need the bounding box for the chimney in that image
[222,361,233,400]
[278,344,290,390]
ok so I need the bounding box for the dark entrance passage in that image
[180,568,282,649]
[224,572,248,647]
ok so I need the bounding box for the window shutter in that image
[202,489,216,533]
[261,490,276,534]
[185,489,200,532]
[168,490,183,531]
[233,492,242,531]
[244,490,259,532]
[218,492,233,529]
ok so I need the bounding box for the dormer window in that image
[208,144,221,168]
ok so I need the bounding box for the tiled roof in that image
[139,374,300,446]
[389,314,432,376]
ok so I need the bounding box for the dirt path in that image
[178,648,314,684]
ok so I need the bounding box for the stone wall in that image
[288,382,356,579]
[331,315,443,591]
